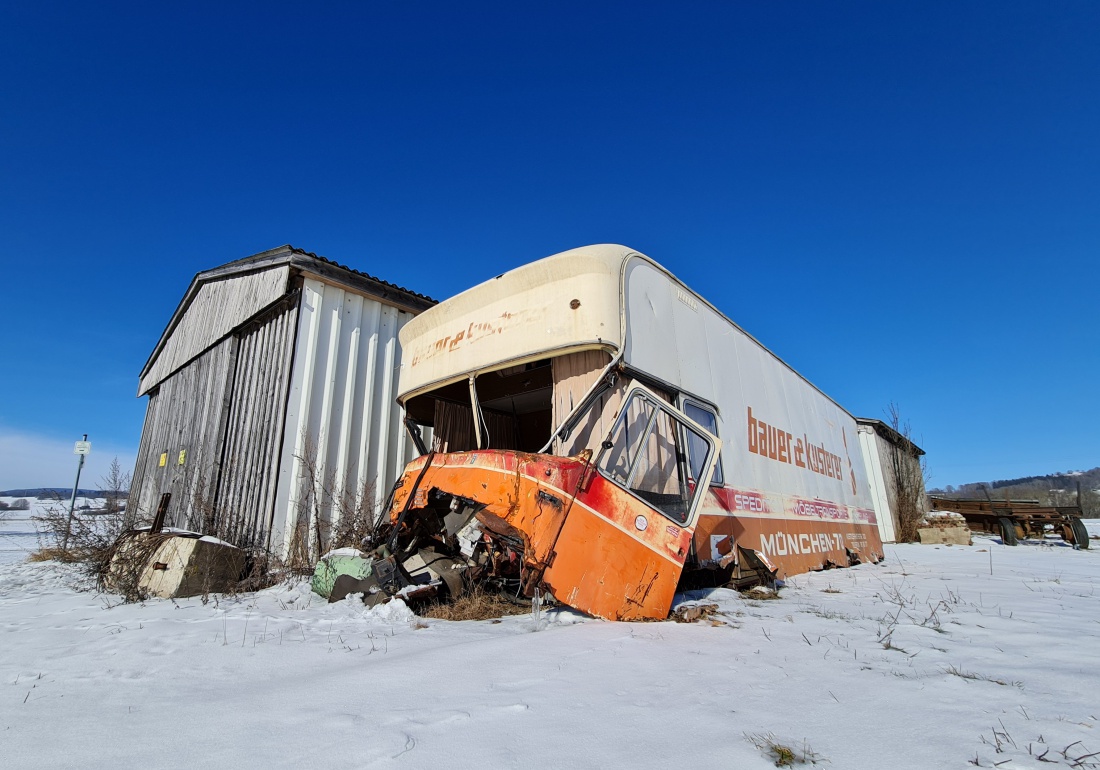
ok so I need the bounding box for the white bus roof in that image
[397,244,630,402]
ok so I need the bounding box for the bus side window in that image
[682,401,724,486]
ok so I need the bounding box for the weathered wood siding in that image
[271,278,418,560]
[212,301,298,548]
[139,267,289,396]
[129,336,239,529]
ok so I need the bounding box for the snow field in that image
[2,502,1098,768]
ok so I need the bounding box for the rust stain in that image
[409,310,528,366]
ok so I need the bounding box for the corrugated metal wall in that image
[128,336,238,529]
[858,427,898,543]
[212,301,299,548]
[272,278,417,561]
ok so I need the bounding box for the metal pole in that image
[63,434,87,551]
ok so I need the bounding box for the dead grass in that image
[418,588,532,621]
[746,732,826,766]
[743,586,783,601]
[28,548,83,563]
[671,603,720,623]
[944,665,1021,688]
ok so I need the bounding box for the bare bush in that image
[101,457,130,516]
[32,500,130,590]
[288,432,384,567]
[888,403,928,542]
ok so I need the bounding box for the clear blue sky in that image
[1,1,1097,490]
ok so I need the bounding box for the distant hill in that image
[0,488,128,499]
[930,467,1100,517]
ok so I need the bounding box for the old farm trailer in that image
[929,496,1090,548]
[374,244,883,620]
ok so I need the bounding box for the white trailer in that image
[384,244,883,620]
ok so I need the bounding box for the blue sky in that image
[1,1,1097,490]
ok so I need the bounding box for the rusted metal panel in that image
[384,385,720,620]
[388,449,696,620]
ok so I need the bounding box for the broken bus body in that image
[383,245,883,620]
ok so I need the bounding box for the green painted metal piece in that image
[311,552,372,598]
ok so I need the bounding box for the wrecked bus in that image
[377,244,882,620]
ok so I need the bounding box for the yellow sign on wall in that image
[159,452,167,467]
[178,450,187,466]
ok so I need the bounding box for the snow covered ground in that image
[2,499,1099,769]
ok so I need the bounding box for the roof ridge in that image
[286,244,434,303]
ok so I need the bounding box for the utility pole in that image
[64,434,91,551]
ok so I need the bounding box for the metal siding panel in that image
[334,293,365,514]
[275,279,325,559]
[266,281,417,559]
[372,304,398,511]
[312,284,347,549]
[355,300,383,500]
[389,312,417,488]
[859,428,896,542]
[392,313,412,478]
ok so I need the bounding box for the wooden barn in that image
[129,246,434,562]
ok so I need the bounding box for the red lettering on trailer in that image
[748,407,844,483]
[711,487,771,514]
[793,498,847,520]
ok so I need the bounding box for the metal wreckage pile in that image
[324,448,595,617]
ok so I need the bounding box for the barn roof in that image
[855,417,926,456]
[201,245,435,305]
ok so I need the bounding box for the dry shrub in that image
[32,501,130,588]
[232,549,289,594]
[419,587,532,621]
